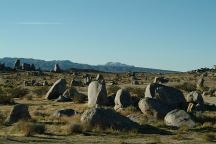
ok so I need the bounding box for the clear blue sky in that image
[0,0,216,71]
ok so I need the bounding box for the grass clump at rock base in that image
[11,120,46,136]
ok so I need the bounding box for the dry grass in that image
[202,133,216,142]
[73,93,87,103]
[11,120,46,136]
[174,82,196,92]
[32,86,49,97]
[0,87,14,105]
[67,122,83,135]
[127,87,145,98]
[107,85,121,95]
[119,106,139,116]
[6,87,29,98]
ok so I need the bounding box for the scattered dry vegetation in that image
[11,120,46,136]
[0,71,216,143]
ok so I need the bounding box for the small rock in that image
[53,109,77,117]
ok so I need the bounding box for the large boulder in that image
[5,104,31,124]
[81,107,140,130]
[145,83,186,109]
[45,79,66,100]
[114,89,132,110]
[138,98,169,119]
[164,109,195,128]
[88,81,107,107]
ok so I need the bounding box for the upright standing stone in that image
[45,79,66,100]
[53,64,61,73]
[5,104,31,124]
[31,64,36,71]
[14,59,21,70]
[88,81,107,107]
[114,89,132,110]
[96,74,105,84]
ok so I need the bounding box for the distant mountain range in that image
[0,57,178,73]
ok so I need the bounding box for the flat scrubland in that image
[0,71,216,144]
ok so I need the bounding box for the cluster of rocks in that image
[14,59,36,71]
[139,83,186,119]
[131,77,139,85]
[24,80,48,87]
[45,78,85,103]
[70,74,92,87]
[5,71,215,134]
[86,75,201,128]
[186,91,204,112]
[44,73,202,129]
[5,73,207,131]
[27,71,44,76]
